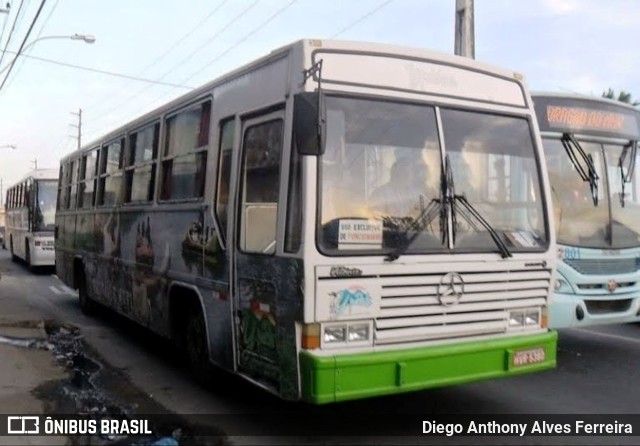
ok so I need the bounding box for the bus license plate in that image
[511,347,546,368]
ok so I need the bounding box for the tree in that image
[602,88,640,107]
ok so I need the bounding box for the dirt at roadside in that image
[1,319,226,446]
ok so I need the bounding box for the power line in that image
[181,0,299,85]
[0,50,195,89]
[83,0,231,112]
[123,0,299,125]
[137,0,233,78]
[4,0,58,91]
[330,0,396,38]
[0,2,12,54]
[0,0,46,94]
[0,0,26,68]
[84,0,261,130]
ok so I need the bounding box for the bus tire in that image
[77,268,97,315]
[184,302,211,384]
[25,242,33,271]
[10,237,17,262]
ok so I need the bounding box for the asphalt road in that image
[0,249,639,445]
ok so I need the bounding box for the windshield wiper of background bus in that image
[618,140,637,207]
[561,133,600,206]
[444,155,512,259]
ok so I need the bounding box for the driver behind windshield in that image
[369,155,433,217]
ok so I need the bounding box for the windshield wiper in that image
[442,155,511,259]
[618,140,637,207]
[561,133,600,206]
[384,196,444,262]
[384,154,513,261]
[385,159,449,262]
[452,195,512,259]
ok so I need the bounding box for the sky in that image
[0,0,637,197]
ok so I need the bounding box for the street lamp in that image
[0,144,15,150]
[0,34,96,75]
[21,34,96,54]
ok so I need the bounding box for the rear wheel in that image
[184,303,211,384]
[77,268,97,315]
[10,237,17,262]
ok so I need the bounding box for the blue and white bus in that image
[533,93,640,327]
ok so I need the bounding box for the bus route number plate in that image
[511,347,546,368]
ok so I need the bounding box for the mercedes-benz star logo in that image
[437,272,465,306]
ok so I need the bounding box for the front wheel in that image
[25,243,33,271]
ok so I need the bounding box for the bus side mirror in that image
[293,92,325,156]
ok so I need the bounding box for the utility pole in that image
[31,158,38,169]
[454,0,475,58]
[70,108,82,151]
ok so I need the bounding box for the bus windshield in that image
[319,96,547,255]
[545,138,640,249]
[35,180,57,231]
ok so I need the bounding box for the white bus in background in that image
[5,169,58,269]
[533,93,640,327]
[56,39,558,403]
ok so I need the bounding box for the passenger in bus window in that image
[369,156,432,217]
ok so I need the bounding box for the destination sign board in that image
[533,95,640,139]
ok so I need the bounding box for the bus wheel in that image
[25,243,32,271]
[10,237,17,262]
[185,303,211,384]
[77,269,97,315]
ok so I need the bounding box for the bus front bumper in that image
[300,331,557,404]
[549,292,640,328]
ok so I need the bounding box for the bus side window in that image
[215,118,234,244]
[160,100,210,201]
[56,165,63,210]
[69,159,80,210]
[126,123,159,203]
[79,149,98,208]
[239,119,283,254]
[97,138,125,206]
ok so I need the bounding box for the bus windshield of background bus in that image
[545,138,640,249]
[318,96,547,255]
[35,180,56,231]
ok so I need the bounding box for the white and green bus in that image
[533,93,640,328]
[56,39,557,403]
[5,168,58,269]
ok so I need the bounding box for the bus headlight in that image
[508,308,541,330]
[348,323,370,342]
[322,321,373,347]
[554,272,572,293]
[525,309,540,326]
[509,311,524,327]
[323,325,347,343]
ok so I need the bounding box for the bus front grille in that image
[374,269,551,345]
[564,258,637,275]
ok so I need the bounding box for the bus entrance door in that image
[232,110,285,384]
